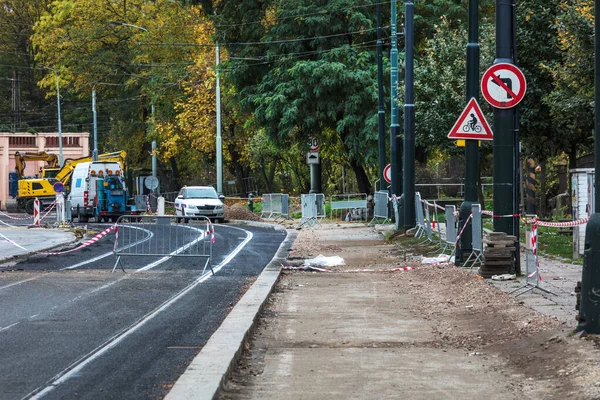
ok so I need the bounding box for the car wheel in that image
[183,217,189,224]
[176,217,182,223]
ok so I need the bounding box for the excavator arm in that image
[14,151,60,179]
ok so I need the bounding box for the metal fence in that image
[370,191,389,224]
[415,192,425,237]
[260,193,290,219]
[299,194,318,227]
[444,205,457,255]
[463,203,483,267]
[113,215,213,274]
[329,193,368,222]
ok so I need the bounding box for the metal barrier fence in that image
[415,192,425,237]
[299,194,318,227]
[261,194,272,217]
[370,191,389,224]
[463,203,483,267]
[113,215,213,274]
[260,194,290,219]
[316,194,326,219]
[444,205,457,255]
[329,193,368,222]
[392,196,399,226]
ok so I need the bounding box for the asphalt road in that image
[0,214,286,400]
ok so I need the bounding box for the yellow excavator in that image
[16,151,127,214]
[14,151,60,180]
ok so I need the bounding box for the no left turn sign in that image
[481,63,527,109]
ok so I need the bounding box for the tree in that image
[31,0,230,188]
[0,0,56,132]
[545,0,594,168]
[221,0,380,194]
[411,17,495,163]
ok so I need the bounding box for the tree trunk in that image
[349,158,372,194]
[540,159,547,218]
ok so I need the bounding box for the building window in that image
[9,136,36,147]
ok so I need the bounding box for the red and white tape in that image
[533,217,589,228]
[0,211,33,220]
[150,192,175,205]
[281,264,416,273]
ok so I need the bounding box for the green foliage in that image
[545,0,594,159]
[411,17,495,156]
[516,0,564,161]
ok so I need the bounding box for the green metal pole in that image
[493,0,515,236]
[390,0,401,198]
[402,0,415,229]
[390,0,403,227]
[457,0,480,264]
[577,0,600,334]
[377,0,386,191]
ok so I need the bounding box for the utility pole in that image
[577,0,600,334]
[216,43,223,195]
[92,89,98,161]
[457,0,480,263]
[376,0,386,191]
[493,1,516,237]
[390,0,403,225]
[54,71,63,167]
[151,104,157,179]
[402,0,415,229]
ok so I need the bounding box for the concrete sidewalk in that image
[171,221,597,400]
[0,227,77,264]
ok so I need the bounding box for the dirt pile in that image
[225,203,262,222]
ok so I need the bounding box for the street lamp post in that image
[45,67,63,166]
[216,43,223,195]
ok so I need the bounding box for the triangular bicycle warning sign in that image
[448,98,494,140]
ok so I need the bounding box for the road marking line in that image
[0,322,20,332]
[0,276,40,291]
[28,226,253,399]
[61,226,154,270]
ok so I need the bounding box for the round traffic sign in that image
[481,63,527,109]
[307,137,320,152]
[383,164,392,184]
[53,182,64,193]
[144,176,159,190]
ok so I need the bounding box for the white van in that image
[69,161,125,222]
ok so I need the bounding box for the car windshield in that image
[185,188,217,199]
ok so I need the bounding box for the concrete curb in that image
[165,227,297,400]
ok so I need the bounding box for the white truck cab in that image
[69,161,125,222]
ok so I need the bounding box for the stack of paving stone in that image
[479,232,517,279]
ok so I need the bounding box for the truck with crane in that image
[15,151,129,215]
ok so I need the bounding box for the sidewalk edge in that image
[165,228,297,400]
[0,228,78,264]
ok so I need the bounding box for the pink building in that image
[0,132,90,211]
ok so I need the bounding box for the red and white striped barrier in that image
[33,199,40,227]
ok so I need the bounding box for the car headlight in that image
[186,204,196,210]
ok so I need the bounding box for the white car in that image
[174,186,225,223]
